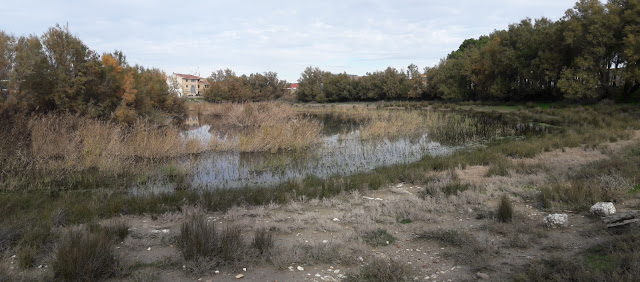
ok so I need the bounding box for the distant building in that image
[166,73,209,97]
[285,83,299,95]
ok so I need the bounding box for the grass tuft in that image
[497,194,513,223]
[53,230,118,281]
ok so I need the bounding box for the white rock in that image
[288,266,294,271]
[543,213,568,227]
[297,266,304,271]
[322,240,329,244]
[151,229,170,234]
[146,247,151,251]
[332,218,340,222]
[315,273,321,277]
[235,274,244,279]
[242,267,246,271]
[215,270,220,274]
[590,202,616,216]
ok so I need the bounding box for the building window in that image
[191,85,196,94]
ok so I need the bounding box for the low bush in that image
[252,228,274,255]
[361,229,396,247]
[53,230,118,281]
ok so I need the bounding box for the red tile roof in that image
[174,73,201,80]
[288,83,299,88]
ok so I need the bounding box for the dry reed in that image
[197,102,322,153]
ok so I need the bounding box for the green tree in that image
[297,66,328,102]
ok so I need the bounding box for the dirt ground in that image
[7,133,639,282]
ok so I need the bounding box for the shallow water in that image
[133,114,455,193]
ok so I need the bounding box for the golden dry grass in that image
[195,102,323,153]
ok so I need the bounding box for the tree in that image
[297,66,328,102]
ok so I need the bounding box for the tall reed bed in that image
[198,102,322,153]
[1,114,195,191]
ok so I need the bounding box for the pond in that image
[133,113,456,194]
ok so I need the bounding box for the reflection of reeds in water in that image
[305,105,549,145]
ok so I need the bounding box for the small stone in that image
[315,273,321,277]
[334,270,340,274]
[476,272,490,280]
[332,218,340,222]
[322,240,329,243]
[297,266,304,271]
[214,270,220,274]
[147,247,151,251]
[288,266,294,271]
[357,256,364,262]
[242,267,247,271]
[182,265,186,270]
[235,274,244,279]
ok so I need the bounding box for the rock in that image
[322,240,329,243]
[146,247,151,251]
[476,272,490,280]
[590,202,616,216]
[242,267,246,271]
[235,274,244,279]
[297,266,304,271]
[543,213,568,228]
[288,266,294,271]
[332,218,340,222]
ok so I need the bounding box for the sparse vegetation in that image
[517,227,640,282]
[346,257,413,282]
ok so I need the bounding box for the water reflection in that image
[135,114,455,193]
[186,130,452,190]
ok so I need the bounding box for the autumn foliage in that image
[0,25,184,123]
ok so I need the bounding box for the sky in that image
[1,0,578,82]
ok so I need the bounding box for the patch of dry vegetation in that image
[197,102,323,152]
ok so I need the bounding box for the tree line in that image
[298,0,640,103]
[202,69,287,102]
[0,25,184,123]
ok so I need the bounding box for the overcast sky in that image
[1,0,578,82]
